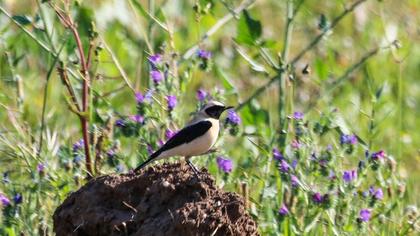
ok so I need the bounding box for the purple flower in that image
[359,209,372,222]
[129,115,144,123]
[135,92,145,104]
[291,175,299,187]
[13,193,22,204]
[291,159,298,169]
[216,156,233,173]
[144,89,154,102]
[115,119,125,127]
[165,129,176,140]
[166,95,177,110]
[147,144,154,155]
[73,139,84,152]
[196,89,207,101]
[371,150,385,160]
[278,204,289,216]
[106,149,116,158]
[148,54,161,67]
[373,188,384,200]
[279,160,290,173]
[340,134,358,145]
[343,170,357,183]
[150,70,163,84]
[312,192,323,204]
[116,164,124,173]
[328,170,336,180]
[197,49,212,60]
[0,193,10,206]
[227,110,241,125]
[291,139,301,149]
[326,144,333,151]
[272,148,283,161]
[293,111,304,120]
[37,163,46,173]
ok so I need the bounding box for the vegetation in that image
[0,0,419,235]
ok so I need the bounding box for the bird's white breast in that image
[157,118,219,159]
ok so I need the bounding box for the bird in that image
[134,101,233,175]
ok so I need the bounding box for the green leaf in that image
[236,10,262,46]
[314,57,328,81]
[235,45,266,72]
[214,65,236,92]
[12,15,32,25]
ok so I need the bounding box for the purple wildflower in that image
[129,114,144,123]
[196,89,207,101]
[343,170,357,183]
[362,191,369,198]
[13,193,22,204]
[359,209,372,222]
[116,164,124,173]
[340,134,358,145]
[291,159,298,169]
[147,144,154,155]
[165,129,176,140]
[328,170,336,180]
[73,139,84,152]
[37,163,45,173]
[293,111,304,120]
[107,149,116,158]
[291,175,299,187]
[166,95,177,111]
[227,110,241,125]
[216,156,233,173]
[272,148,283,161]
[326,144,333,151]
[373,188,384,200]
[197,49,212,60]
[312,192,323,204]
[0,193,10,206]
[144,89,154,102]
[291,139,301,149]
[279,160,290,173]
[115,119,125,127]
[371,150,385,160]
[150,70,163,84]
[135,92,145,104]
[278,204,289,216]
[148,54,161,67]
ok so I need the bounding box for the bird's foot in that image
[186,160,200,180]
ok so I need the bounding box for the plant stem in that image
[278,0,294,150]
[182,0,255,60]
[69,24,93,178]
[237,0,368,111]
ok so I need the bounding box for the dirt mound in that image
[53,162,259,236]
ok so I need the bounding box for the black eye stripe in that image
[205,105,224,114]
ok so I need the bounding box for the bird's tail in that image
[134,151,161,172]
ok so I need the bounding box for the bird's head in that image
[201,101,233,119]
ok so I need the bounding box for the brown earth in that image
[53,162,259,236]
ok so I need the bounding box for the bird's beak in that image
[224,106,234,110]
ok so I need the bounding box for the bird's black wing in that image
[134,120,212,172]
[158,120,213,154]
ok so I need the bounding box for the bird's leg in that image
[185,156,200,178]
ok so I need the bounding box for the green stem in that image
[278,0,294,150]
[236,0,367,111]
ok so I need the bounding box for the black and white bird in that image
[134,101,233,174]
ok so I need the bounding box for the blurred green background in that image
[0,0,419,234]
